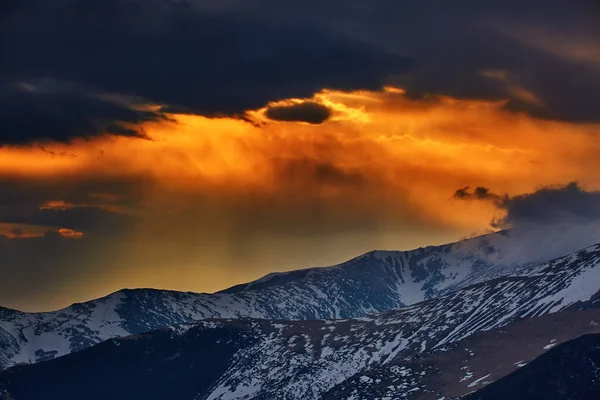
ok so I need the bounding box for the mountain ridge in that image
[2,229,597,373]
[2,242,600,399]
[0,230,538,369]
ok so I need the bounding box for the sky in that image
[1,0,600,311]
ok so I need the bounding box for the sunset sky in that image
[2,0,600,311]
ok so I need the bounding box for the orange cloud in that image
[0,224,82,239]
[57,228,84,239]
[40,200,73,210]
[1,87,600,309]
[2,87,600,229]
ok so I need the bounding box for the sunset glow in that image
[2,0,599,311]
[2,87,600,310]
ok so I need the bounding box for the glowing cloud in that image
[1,87,600,310]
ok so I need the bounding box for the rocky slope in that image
[325,308,600,399]
[0,231,540,369]
[1,243,600,399]
[461,333,600,400]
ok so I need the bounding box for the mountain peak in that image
[0,233,598,370]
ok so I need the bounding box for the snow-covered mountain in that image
[1,242,600,399]
[326,308,600,399]
[0,231,543,369]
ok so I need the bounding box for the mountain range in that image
[0,231,532,369]
[1,231,600,399]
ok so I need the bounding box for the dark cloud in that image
[454,182,600,263]
[454,182,600,227]
[453,186,502,201]
[239,0,600,122]
[265,102,331,124]
[0,0,413,144]
[0,81,166,144]
[494,182,600,229]
[2,0,597,143]
[395,21,600,122]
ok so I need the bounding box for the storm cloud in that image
[238,0,600,122]
[454,182,600,228]
[0,0,413,144]
[2,0,598,146]
[455,182,600,263]
[265,102,332,124]
[0,80,166,144]
[494,182,600,228]
[453,186,502,201]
